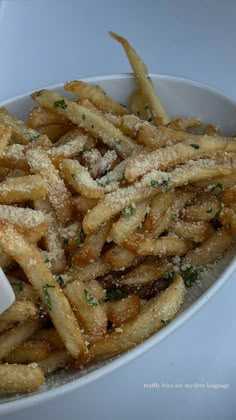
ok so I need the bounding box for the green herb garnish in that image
[190,144,200,149]
[206,208,213,214]
[161,177,170,192]
[122,206,136,217]
[213,206,223,220]
[84,289,98,307]
[182,266,199,288]
[150,180,158,188]
[54,99,67,110]
[161,319,170,325]
[148,117,153,122]
[30,134,40,142]
[82,114,85,120]
[63,237,69,245]
[42,284,55,310]
[210,183,223,200]
[104,288,125,302]
[144,104,149,110]
[163,271,175,285]
[55,276,64,288]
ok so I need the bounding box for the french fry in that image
[64,280,107,339]
[105,295,141,327]
[183,228,232,267]
[183,195,220,222]
[0,107,51,146]
[0,318,42,360]
[125,135,236,182]
[73,219,113,266]
[109,32,170,126]
[65,80,128,116]
[89,275,185,360]
[0,205,48,242]
[60,159,105,199]
[4,341,51,364]
[102,245,137,270]
[0,174,47,204]
[0,300,38,324]
[0,122,12,155]
[0,364,45,392]
[49,134,95,167]
[110,199,150,246]
[32,90,138,158]
[222,186,236,204]
[9,277,39,303]
[28,106,68,128]
[26,148,72,222]
[117,258,171,287]
[38,350,72,375]
[143,191,175,234]
[0,144,29,171]
[204,124,220,136]
[68,259,111,284]
[83,162,236,233]
[72,196,98,215]
[170,220,214,243]
[130,89,153,122]
[31,328,64,350]
[168,118,201,131]
[0,224,86,358]
[125,235,193,256]
[82,149,117,179]
[37,124,72,142]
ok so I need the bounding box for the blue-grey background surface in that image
[0,1,236,419]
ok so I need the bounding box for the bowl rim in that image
[1,73,236,414]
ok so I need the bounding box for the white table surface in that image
[0,0,236,419]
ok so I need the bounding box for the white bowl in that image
[1,74,236,414]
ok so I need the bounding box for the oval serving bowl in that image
[0,74,236,414]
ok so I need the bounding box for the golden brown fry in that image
[31,328,64,350]
[37,124,72,142]
[0,300,38,324]
[0,122,11,155]
[168,118,202,131]
[170,220,214,243]
[0,224,86,359]
[103,245,137,271]
[105,295,141,327]
[0,364,45,392]
[0,144,29,171]
[68,259,111,284]
[0,319,42,360]
[89,275,185,360]
[4,341,51,364]
[130,89,153,121]
[0,174,47,204]
[60,159,105,199]
[125,235,193,256]
[28,106,68,128]
[32,90,138,158]
[117,258,171,287]
[0,107,51,146]
[64,280,107,339]
[38,350,72,375]
[109,32,170,126]
[26,148,72,223]
[73,219,113,266]
[65,80,128,115]
[183,228,232,267]
[72,196,98,215]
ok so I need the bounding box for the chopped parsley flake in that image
[161,319,170,325]
[30,134,40,142]
[82,114,85,120]
[150,180,158,188]
[54,99,67,110]
[206,208,213,214]
[44,256,50,263]
[181,266,199,288]
[190,144,200,149]
[144,104,149,110]
[42,284,55,310]
[161,177,170,192]
[213,206,223,220]
[91,125,94,128]
[104,288,125,302]
[122,206,136,217]
[63,237,69,245]
[163,271,175,285]
[84,289,98,307]
[55,276,64,288]
[148,117,153,122]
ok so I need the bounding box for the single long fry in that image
[0,107,51,146]
[26,148,72,222]
[89,275,185,360]
[118,258,171,287]
[73,219,113,266]
[83,162,236,233]
[0,174,47,204]
[4,341,51,364]
[0,300,38,324]
[38,350,72,375]
[105,295,141,327]
[68,259,111,284]
[60,159,104,199]
[110,199,150,246]
[64,280,107,339]
[125,135,236,182]
[183,228,232,268]
[0,364,45,392]
[170,220,214,243]
[32,90,138,158]
[125,235,193,256]
[109,32,170,126]
[0,224,86,358]
[65,80,128,115]
[0,318,42,360]
[103,245,137,270]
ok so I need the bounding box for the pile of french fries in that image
[0,32,236,394]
